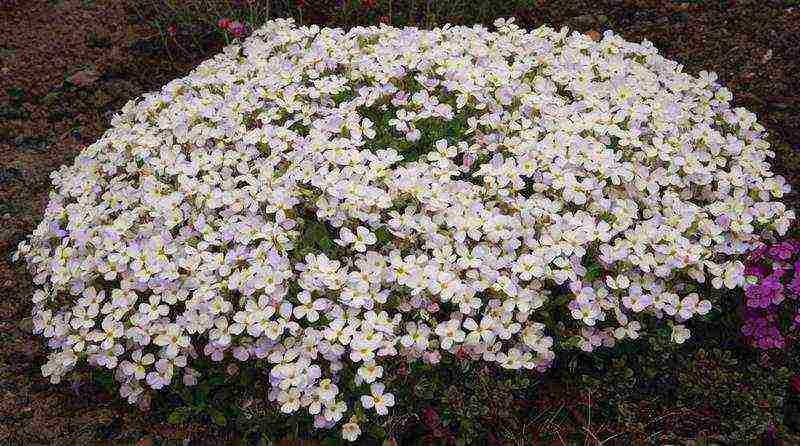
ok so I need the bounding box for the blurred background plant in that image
[131,0,550,61]
[131,0,277,59]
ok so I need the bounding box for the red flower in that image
[296,0,305,8]
[218,18,232,29]
[167,24,176,36]
[362,0,375,8]
[379,15,389,24]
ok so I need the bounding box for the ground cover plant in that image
[10,10,800,444]
[2,1,800,444]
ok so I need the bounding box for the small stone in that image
[66,68,100,87]
[672,12,689,23]
[14,136,49,152]
[18,317,34,334]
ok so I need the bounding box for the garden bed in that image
[1,1,799,444]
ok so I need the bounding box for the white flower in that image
[605,274,630,290]
[336,227,357,247]
[463,317,496,345]
[357,361,384,383]
[353,226,377,252]
[671,324,691,344]
[121,349,155,380]
[277,388,302,414]
[293,290,325,322]
[153,324,190,358]
[435,319,465,350]
[336,226,376,252]
[613,321,641,340]
[317,378,338,401]
[360,382,395,415]
[341,417,362,442]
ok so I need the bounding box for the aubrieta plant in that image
[13,17,795,441]
[741,239,800,350]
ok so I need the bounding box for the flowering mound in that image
[14,17,795,440]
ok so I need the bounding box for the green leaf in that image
[92,370,115,392]
[318,236,334,251]
[207,375,226,386]
[193,385,210,406]
[7,87,25,100]
[584,263,603,282]
[209,408,227,426]
[167,407,191,425]
[374,226,393,245]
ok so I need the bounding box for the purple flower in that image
[768,241,797,260]
[788,274,800,297]
[745,276,784,308]
[741,310,786,350]
[228,21,246,38]
[48,221,67,238]
[740,238,800,351]
[744,263,769,279]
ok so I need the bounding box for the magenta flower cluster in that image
[218,17,246,37]
[741,239,800,349]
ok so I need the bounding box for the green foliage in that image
[138,320,799,444]
[91,368,117,394]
